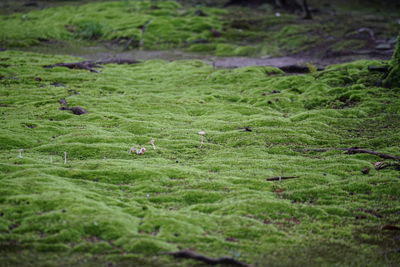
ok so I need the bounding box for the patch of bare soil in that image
[0,0,109,15]
[17,39,392,74]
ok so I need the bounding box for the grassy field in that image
[0,49,399,266]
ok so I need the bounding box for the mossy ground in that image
[1,0,400,266]
[0,0,398,57]
[1,49,400,266]
[0,1,224,49]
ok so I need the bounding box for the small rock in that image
[68,89,80,95]
[262,90,280,96]
[374,162,384,169]
[58,98,68,106]
[195,9,207,16]
[375,43,392,50]
[388,37,398,45]
[51,82,66,87]
[8,223,20,230]
[136,147,146,155]
[361,167,370,175]
[239,126,252,132]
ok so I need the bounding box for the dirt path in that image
[18,41,392,73]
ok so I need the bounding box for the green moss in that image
[74,20,104,40]
[215,44,258,57]
[384,34,400,88]
[329,39,368,52]
[1,0,395,59]
[1,50,400,266]
[0,1,223,49]
[187,43,258,57]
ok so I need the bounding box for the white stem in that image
[50,156,53,164]
[152,144,156,150]
[18,149,23,158]
[64,152,67,164]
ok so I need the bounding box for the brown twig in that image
[44,61,101,72]
[44,59,140,72]
[294,148,400,161]
[266,176,300,181]
[374,162,400,170]
[164,250,251,267]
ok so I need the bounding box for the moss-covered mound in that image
[384,34,400,88]
[0,1,224,49]
[1,50,400,265]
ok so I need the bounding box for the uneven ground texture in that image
[1,50,400,266]
[1,0,399,59]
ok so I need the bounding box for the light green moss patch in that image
[1,50,400,265]
[187,43,259,57]
[0,1,224,49]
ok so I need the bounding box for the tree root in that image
[164,250,251,267]
[294,148,400,161]
[374,162,400,171]
[44,59,140,72]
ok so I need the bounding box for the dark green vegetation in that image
[1,0,399,57]
[384,34,400,88]
[1,0,400,266]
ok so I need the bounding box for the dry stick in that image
[44,59,140,72]
[266,176,300,181]
[164,250,251,267]
[375,162,400,170]
[18,149,24,158]
[44,61,101,73]
[294,148,400,161]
